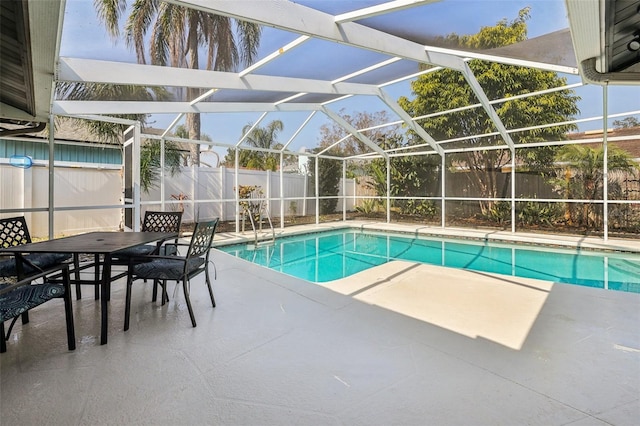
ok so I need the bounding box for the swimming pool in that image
[217,228,640,293]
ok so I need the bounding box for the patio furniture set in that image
[0,212,219,353]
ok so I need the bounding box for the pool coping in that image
[213,220,640,255]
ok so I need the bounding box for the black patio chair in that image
[110,210,183,301]
[72,211,183,300]
[0,216,74,322]
[113,210,183,261]
[1,264,75,353]
[0,216,72,279]
[124,218,219,331]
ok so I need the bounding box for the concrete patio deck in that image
[1,223,639,425]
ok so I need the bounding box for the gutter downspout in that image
[581,58,640,85]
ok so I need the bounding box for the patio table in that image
[1,231,177,345]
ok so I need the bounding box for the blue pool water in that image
[217,229,640,293]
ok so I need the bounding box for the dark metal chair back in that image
[0,217,71,280]
[141,211,183,233]
[186,219,219,260]
[0,216,32,248]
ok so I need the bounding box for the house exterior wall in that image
[0,138,121,164]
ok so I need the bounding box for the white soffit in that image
[565,0,602,70]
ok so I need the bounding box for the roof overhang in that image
[2,0,639,140]
[566,0,640,85]
[0,0,64,123]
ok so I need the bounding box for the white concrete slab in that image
[1,223,639,425]
[325,261,553,350]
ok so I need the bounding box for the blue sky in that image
[60,0,640,156]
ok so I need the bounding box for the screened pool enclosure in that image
[1,0,640,240]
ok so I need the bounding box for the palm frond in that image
[93,0,126,39]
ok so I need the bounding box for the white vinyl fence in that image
[143,166,357,223]
[1,162,357,238]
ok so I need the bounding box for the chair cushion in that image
[159,245,178,256]
[113,244,157,259]
[113,244,178,261]
[133,257,205,280]
[0,253,71,278]
[0,282,66,322]
[0,259,15,277]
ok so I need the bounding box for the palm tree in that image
[224,120,284,171]
[56,82,182,193]
[174,124,213,166]
[552,144,639,227]
[139,138,182,193]
[94,0,262,164]
[56,82,171,142]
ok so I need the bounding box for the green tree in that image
[367,135,440,216]
[550,144,638,227]
[224,120,285,171]
[318,110,400,178]
[94,0,261,164]
[314,110,403,214]
[308,155,342,215]
[613,116,639,129]
[398,8,580,215]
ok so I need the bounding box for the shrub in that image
[399,199,437,217]
[517,201,561,226]
[355,199,379,214]
[483,201,511,224]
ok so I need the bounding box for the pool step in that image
[246,240,275,251]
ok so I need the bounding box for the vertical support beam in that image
[603,84,609,241]
[303,172,308,217]
[353,176,357,218]
[160,138,166,210]
[280,152,285,229]
[342,160,347,222]
[48,115,55,239]
[511,148,516,233]
[133,123,141,231]
[23,161,32,229]
[220,165,226,221]
[266,169,272,227]
[386,156,391,223]
[441,154,446,228]
[192,156,198,221]
[234,148,240,233]
[315,156,320,225]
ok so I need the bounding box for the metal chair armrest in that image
[0,264,70,296]
[127,254,188,267]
